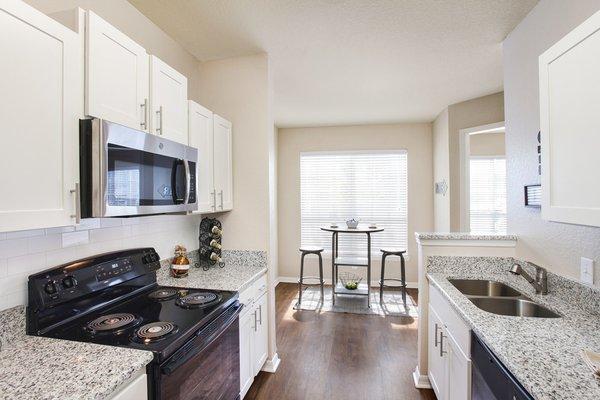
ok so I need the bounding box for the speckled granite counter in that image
[416,232,518,241]
[156,250,268,292]
[0,306,153,400]
[427,256,600,400]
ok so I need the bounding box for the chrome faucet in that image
[509,262,548,295]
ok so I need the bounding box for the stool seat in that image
[300,246,324,253]
[380,248,406,255]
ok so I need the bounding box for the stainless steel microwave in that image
[79,119,197,218]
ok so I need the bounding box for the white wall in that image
[504,0,600,285]
[433,108,450,232]
[196,54,272,252]
[469,132,505,157]
[277,123,433,285]
[0,215,201,310]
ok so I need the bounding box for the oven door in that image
[156,303,243,400]
[87,119,197,217]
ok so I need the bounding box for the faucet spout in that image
[509,262,548,295]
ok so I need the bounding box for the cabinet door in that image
[213,114,234,211]
[539,10,600,227]
[0,0,80,232]
[239,309,255,399]
[428,305,447,400]
[110,373,147,400]
[447,330,471,400]
[150,56,188,144]
[188,101,215,213]
[86,11,149,131]
[253,293,269,375]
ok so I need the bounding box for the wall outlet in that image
[580,257,595,285]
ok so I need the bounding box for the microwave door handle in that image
[171,159,184,204]
[184,160,190,204]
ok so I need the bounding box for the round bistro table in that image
[320,224,384,308]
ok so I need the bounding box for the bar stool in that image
[379,248,407,305]
[297,246,324,306]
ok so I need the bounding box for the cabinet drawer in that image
[253,274,268,298]
[429,283,470,357]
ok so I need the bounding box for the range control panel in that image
[28,248,161,308]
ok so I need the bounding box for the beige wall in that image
[433,108,450,232]
[25,0,201,101]
[196,54,272,252]
[469,132,505,157]
[448,92,505,230]
[277,123,433,285]
[504,0,600,285]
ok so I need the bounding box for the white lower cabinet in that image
[108,372,147,400]
[239,274,269,399]
[428,283,471,400]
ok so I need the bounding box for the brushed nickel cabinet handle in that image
[258,304,262,325]
[439,332,447,356]
[70,183,81,224]
[434,323,440,347]
[156,106,163,135]
[140,98,148,129]
[211,190,216,210]
[253,310,258,332]
[219,190,223,209]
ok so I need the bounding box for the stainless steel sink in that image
[448,279,522,297]
[468,297,561,318]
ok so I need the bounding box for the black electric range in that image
[26,248,242,400]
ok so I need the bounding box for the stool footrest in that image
[379,278,406,288]
[299,277,324,283]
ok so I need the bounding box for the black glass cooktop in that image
[42,285,237,361]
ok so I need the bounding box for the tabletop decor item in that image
[339,272,362,290]
[170,245,190,278]
[346,218,360,229]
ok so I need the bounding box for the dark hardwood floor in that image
[245,283,437,400]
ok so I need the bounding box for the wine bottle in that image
[209,252,222,264]
[209,239,222,250]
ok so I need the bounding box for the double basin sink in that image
[448,279,561,318]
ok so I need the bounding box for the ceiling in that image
[128,0,538,127]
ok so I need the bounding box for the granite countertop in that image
[427,256,600,400]
[415,232,518,241]
[156,250,268,292]
[0,306,153,400]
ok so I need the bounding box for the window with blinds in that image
[300,151,408,257]
[469,157,507,234]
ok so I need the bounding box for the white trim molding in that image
[412,366,432,389]
[261,353,281,373]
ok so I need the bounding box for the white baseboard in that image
[412,366,431,389]
[275,276,417,289]
[261,353,281,373]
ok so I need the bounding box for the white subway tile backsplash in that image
[0,239,28,259]
[100,218,124,228]
[6,253,45,276]
[89,226,132,243]
[62,231,90,248]
[6,229,45,239]
[28,234,61,254]
[45,226,75,235]
[0,213,202,311]
[76,218,101,231]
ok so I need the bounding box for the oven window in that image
[107,144,184,206]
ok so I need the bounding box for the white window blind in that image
[469,157,507,234]
[300,151,408,257]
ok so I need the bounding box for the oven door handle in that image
[161,303,243,375]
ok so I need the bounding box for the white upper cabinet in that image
[213,114,234,211]
[0,0,80,232]
[150,56,188,144]
[189,101,215,213]
[539,10,600,227]
[86,11,149,131]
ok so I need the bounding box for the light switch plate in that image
[580,257,595,285]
